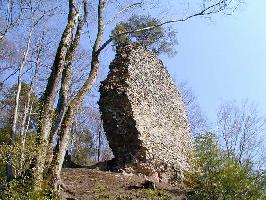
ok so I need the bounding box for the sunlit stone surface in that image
[99,42,192,182]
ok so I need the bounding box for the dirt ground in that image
[62,168,186,200]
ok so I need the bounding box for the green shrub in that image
[0,178,55,200]
[187,132,266,200]
[143,189,171,200]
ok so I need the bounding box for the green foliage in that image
[0,83,39,184]
[0,178,55,200]
[0,127,10,144]
[0,134,38,185]
[93,185,110,200]
[0,82,39,130]
[0,158,6,185]
[187,132,266,200]
[112,15,177,57]
[142,189,171,200]
[71,129,95,166]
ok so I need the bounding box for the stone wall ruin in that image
[99,42,192,182]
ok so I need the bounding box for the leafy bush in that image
[187,132,266,200]
[112,15,177,57]
[0,178,54,200]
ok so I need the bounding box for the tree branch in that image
[97,0,235,54]
[71,0,105,106]
[33,0,80,190]
[105,2,143,26]
[46,0,89,167]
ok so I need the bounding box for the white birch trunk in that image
[7,28,33,181]
[19,50,40,172]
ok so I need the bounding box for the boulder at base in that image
[99,42,192,183]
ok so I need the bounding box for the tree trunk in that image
[33,1,79,190]
[19,56,39,173]
[45,2,88,169]
[47,1,103,190]
[97,120,103,162]
[6,29,33,181]
[49,107,75,190]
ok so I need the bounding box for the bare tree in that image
[217,100,266,165]
[19,33,44,174]
[178,81,208,135]
[34,0,89,190]
[6,27,34,181]
[0,0,24,41]
[67,103,104,165]
[0,0,242,195]
[0,37,19,74]
[39,0,241,193]
[5,0,57,180]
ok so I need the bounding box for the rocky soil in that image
[62,168,187,200]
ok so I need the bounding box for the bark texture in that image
[47,0,104,191]
[33,0,79,190]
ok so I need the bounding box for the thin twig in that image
[97,0,232,54]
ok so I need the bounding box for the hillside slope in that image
[62,168,186,200]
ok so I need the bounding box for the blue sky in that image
[164,0,266,122]
[3,0,264,126]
